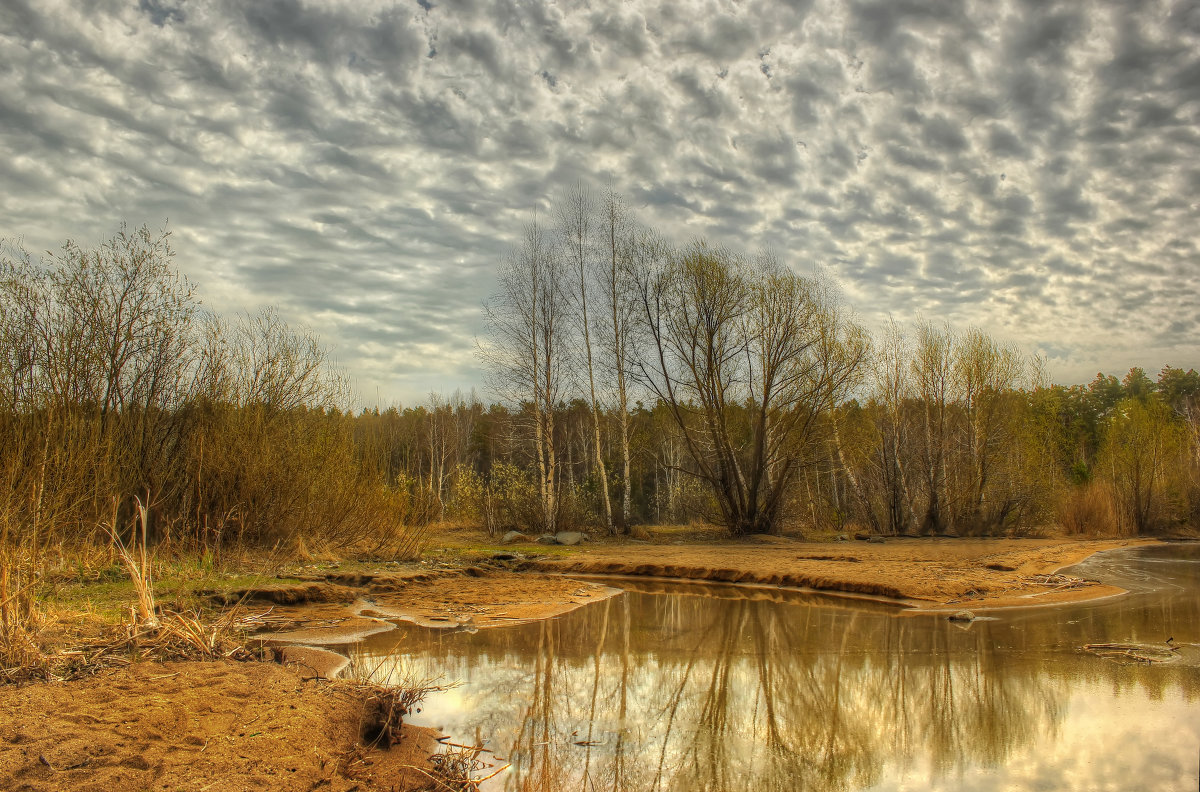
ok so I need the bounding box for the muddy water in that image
[356,544,1200,791]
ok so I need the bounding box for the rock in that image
[500,531,529,544]
[491,553,518,561]
[554,531,585,546]
[866,535,885,544]
[948,610,976,622]
[834,534,850,542]
[536,534,559,545]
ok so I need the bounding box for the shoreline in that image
[2,535,1173,791]
[244,537,1159,653]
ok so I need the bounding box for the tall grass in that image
[0,545,45,680]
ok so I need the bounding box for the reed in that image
[105,494,159,630]
[0,545,47,681]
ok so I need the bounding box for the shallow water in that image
[356,544,1200,791]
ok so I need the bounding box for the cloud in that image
[0,0,1196,403]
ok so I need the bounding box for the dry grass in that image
[0,547,48,681]
[1058,482,1124,537]
[343,658,450,749]
[106,494,158,628]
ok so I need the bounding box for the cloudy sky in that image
[1,0,1197,404]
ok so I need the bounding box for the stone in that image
[554,531,585,546]
[536,534,558,545]
[866,535,885,544]
[948,610,976,622]
[834,534,850,542]
[500,531,529,544]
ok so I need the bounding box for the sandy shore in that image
[527,536,1156,611]
[0,660,441,792]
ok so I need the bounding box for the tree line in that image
[476,185,1199,538]
[0,226,420,558]
[2,213,1196,558]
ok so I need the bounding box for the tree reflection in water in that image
[356,546,1199,792]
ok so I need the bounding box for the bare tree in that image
[912,320,955,533]
[482,213,568,533]
[630,243,867,535]
[557,184,614,533]
[875,320,919,533]
[598,189,648,532]
[955,327,1027,530]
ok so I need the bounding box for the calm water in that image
[356,544,1200,791]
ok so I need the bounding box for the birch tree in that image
[482,214,568,533]
[557,185,613,533]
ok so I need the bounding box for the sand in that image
[0,660,440,792]
[525,536,1155,611]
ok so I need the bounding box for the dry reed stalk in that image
[1057,482,1122,537]
[426,739,508,791]
[105,493,159,630]
[0,547,48,681]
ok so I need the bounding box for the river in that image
[355,543,1200,791]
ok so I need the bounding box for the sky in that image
[1,0,1198,406]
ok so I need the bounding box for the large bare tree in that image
[630,242,868,535]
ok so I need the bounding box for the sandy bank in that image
[242,538,1155,653]
[526,536,1156,611]
[251,570,623,647]
[0,661,440,792]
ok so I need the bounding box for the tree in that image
[1098,398,1185,534]
[482,213,568,533]
[630,243,867,535]
[955,327,1027,531]
[557,184,614,533]
[597,187,644,532]
[911,321,954,533]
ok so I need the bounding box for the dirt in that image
[0,661,441,791]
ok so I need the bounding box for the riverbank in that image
[527,535,1157,612]
[0,660,442,791]
[217,537,1155,648]
[1,533,1164,790]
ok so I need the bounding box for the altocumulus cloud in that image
[1,0,1197,402]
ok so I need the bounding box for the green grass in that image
[42,560,307,623]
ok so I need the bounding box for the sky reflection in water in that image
[357,545,1200,791]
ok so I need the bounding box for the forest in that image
[1,201,1197,567]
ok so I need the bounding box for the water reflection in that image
[358,545,1200,792]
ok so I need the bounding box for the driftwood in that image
[1082,641,1180,664]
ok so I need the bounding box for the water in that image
[356,544,1200,791]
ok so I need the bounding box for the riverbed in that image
[356,543,1200,791]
